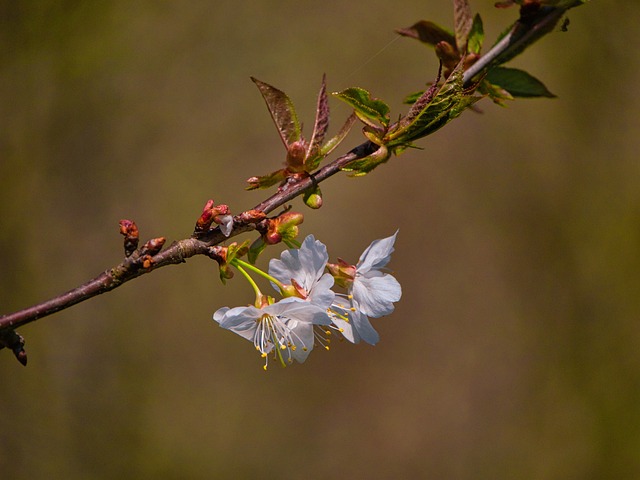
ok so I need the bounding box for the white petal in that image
[268,235,328,291]
[307,273,335,308]
[264,297,331,325]
[331,315,357,343]
[218,215,234,237]
[213,306,230,324]
[329,296,359,343]
[218,305,262,341]
[356,231,398,273]
[352,273,401,318]
[350,306,380,345]
[285,320,315,363]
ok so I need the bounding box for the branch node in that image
[0,329,28,366]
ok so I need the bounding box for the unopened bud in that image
[303,186,323,209]
[119,219,139,257]
[194,200,231,237]
[238,209,267,224]
[264,229,282,245]
[286,140,307,171]
[326,258,356,289]
[141,237,166,256]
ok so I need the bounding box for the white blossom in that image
[213,297,330,368]
[269,234,335,310]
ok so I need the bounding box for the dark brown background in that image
[1,1,638,478]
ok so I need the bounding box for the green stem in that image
[232,258,287,294]
[234,263,263,305]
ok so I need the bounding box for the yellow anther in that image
[263,364,268,371]
[280,344,287,350]
[324,346,330,351]
[261,352,267,358]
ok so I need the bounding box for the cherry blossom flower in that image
[213,297,330,369]
[268,234,335,310]
[328,231,402,345]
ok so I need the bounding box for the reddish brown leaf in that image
[395,21,456,47]
[307,75,330,158]
[251,77,301,148]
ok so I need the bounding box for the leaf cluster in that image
[333,61,480,175]
[396,0,568,105]
[247,77,355,207]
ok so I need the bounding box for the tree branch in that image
[0,144,376,336]
[463,6,566,84]
[0,2,585,364]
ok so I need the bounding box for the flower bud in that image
[303,186,323,209]
[326,258,356,289]
[141,237,166,256]
[238,209,267,224]
[286,140,307,171]
[119,219,139,257]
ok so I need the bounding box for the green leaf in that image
[490,3,586,67]
[245,168,287,190]
[403,91,425,105]
[333,87,390,128]
[454,0,473,52]
[485,67,556,98]
[468,14,484,54]
[248,237,267,264]
[251,77,301,147]
[479,80,514,106]
[319,113,355,156]
[341,145,391,177]
[385,62,480,147]
[395,21,455,48]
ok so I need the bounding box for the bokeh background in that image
[1,1,639,478]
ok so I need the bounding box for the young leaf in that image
[485,67,556,98]
[395,21,455,48]
[251,77,301,148]
[403,90,425,105]
[341,144,391,177]
[386,62,480,147]
[454,0,473,52]
[333,87,390,128]
[479,80,514,106]
[306,75,330,159]
[245,168,288,190]
[468,14,484,55]
[315,113,356,158]
[304,113,356,172]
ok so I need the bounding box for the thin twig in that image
[0,4,578,363]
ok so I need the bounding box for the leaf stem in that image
[462,6,565,86]
[232,258,286,294]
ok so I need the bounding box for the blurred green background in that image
[1,1,639,478]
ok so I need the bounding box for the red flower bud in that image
[119,219,139,257]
